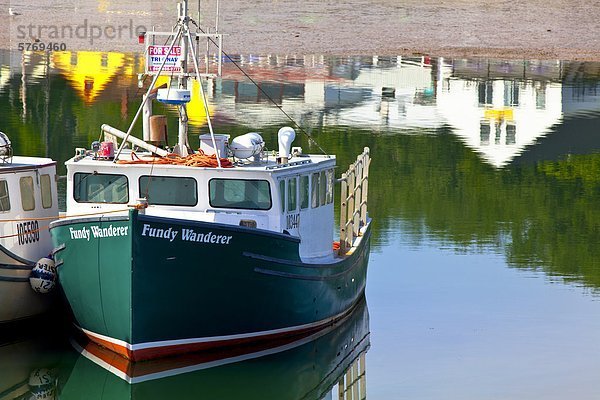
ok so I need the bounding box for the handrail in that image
[339,147,370,253]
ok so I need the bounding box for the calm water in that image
[3,51,600,398]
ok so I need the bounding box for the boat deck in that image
[68,149,335,173]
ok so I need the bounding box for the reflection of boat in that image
[0,327,64,400]
[50,0,372,361]
[0,133,59,322]
[61,298,369,399]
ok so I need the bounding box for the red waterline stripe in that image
[78,305,358,361]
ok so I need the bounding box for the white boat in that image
[0,132,59,322]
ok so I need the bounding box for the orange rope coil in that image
[117,150,233,168]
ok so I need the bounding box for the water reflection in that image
[3,50,600,284]
[4,51,600,167]
[59,299,369,399]
[5,49,600,397]
[0,323,65,400]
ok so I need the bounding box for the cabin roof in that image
[66,150,336,176]
[0,156,56,172]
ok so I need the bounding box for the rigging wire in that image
[188,18,330,157]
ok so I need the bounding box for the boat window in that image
[319,171,327,206]
[287,177,297,212]
[73,173,129,204]
[20,176,35,211]
[279,180,285,212]
[209,179,271,210]
[139,176,197,206]
[311,173,319,208]
[40,174,53,209]
[326,169,334,204]
[300,175,309,209]
[0,180,10,212]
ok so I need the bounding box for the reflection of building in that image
[560,62,600,117]
[5,50,600,168]
[211,55,444,131]
[438,76,563,167]
[212,56,568,168]
[52,51,131,103]
[331,56,444,130]
[209,56,571,167]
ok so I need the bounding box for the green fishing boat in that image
[50,0,372,361]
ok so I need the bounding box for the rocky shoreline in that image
[2,0,600,61]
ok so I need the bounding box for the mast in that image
[174,0,191,156]
[114,0,222,164]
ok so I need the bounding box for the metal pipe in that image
[102,124,168,157]
[186,28,221,167]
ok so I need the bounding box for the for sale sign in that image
[146,45,183,74]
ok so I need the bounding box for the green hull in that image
[51,210,371,360]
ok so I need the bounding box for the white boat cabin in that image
[0,156,58,262]
[64,146,338,262]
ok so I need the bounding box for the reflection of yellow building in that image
[156,76,210,127]
[51,51,129,103]
[51,50,210,126]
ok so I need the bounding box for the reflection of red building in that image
[220,55,347,84]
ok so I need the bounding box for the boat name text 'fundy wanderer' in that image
[50,0,372,361]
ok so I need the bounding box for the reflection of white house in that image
[438,78,563,168]
[206,56,569,167]
[191,55,568,168]
[211,56,447,132]
[329,57,445,131]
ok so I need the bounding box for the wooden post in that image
[360,150,370,226]
[353,156,362,238]
[339,173,348,254]
[346,166,356,251]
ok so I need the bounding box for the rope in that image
[0,208,130,224]
[116,150,233,168]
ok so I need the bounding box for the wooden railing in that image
[339,147,370,254]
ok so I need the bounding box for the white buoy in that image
[29,258,57,294]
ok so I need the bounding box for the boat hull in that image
[0,245,53,322]
[51,210,371,360]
